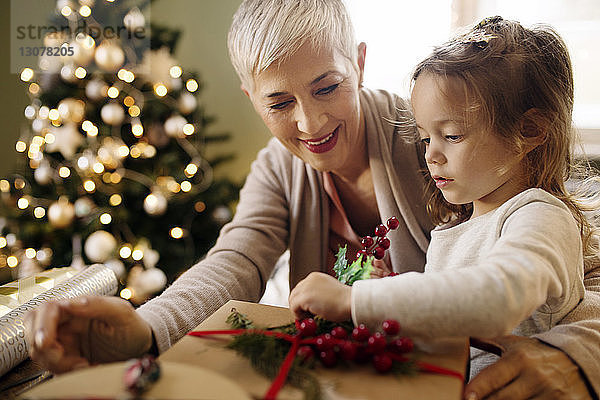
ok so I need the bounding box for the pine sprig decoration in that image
[227,334,321,400]
[226,307,255,329]
[222,309,418,400]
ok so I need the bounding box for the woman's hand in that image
[24,295,154,374]
[289,272,352,321]
[465,335,592,400]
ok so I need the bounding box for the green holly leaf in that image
[334,245,374,285]
[333,245,348,279]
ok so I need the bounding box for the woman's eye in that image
[420,137,430,145]
[316,83,339,95]
[269,100,293,110]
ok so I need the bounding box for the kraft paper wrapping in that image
[0,264,118,377]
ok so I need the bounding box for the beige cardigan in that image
[137,88,600,394]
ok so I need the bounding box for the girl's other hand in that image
[370,259,393,278]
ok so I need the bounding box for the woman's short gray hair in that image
[227,0,357,89]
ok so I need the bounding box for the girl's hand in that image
[370,259,393,278]
[289,272,352,321]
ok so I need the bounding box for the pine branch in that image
[227,333,321,400]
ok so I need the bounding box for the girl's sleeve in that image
[136,138,291,353]
[351,201,583,339]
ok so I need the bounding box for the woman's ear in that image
[357,42,366,87]
[520,108,550,152]
[241,84,250,98]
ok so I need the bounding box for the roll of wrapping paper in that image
[0,264,118,376]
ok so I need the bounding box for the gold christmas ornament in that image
[143,191,167,216]
[47,197,75,228]
[94,41,125,72]
[58,98,86,123]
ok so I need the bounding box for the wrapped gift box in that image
[0,267,77,317]
[160,300,469,400]
[0,264,118,377]
[21,300,468,399]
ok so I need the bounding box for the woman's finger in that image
[463,353,521,399]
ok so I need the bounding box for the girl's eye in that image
[269,100,293,110]
[316,83,339,95]
[420,137,430,145]
[445,135,463,142]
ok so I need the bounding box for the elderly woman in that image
[26,1,600,399]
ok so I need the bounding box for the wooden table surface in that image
[160,300,469,400]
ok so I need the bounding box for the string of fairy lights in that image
[0,0,218,302]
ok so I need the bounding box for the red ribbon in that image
[188,329,464,399]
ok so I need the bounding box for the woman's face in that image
[244,42,366,177]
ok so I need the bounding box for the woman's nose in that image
[295,101,327,134]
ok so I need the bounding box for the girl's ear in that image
[520,108,550,152]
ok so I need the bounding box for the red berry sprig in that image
[357,216,400,261]
[294,318,414,374]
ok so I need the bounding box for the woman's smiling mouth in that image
[300,126,339,153]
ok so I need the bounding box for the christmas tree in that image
[0,0,239,303]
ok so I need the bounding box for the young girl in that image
[289,16,599,376]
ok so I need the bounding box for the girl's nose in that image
[424,140,446,165]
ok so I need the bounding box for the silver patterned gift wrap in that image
[0,264,118,376]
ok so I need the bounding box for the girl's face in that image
[244,42,366,179]
[411,72,526,219]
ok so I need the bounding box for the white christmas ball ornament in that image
[74,197,95,217]
[72,35,96,66]
[34,162,54,185]
[48,198,75,228]
[178,93,197,114]
[164,115,187,138]
[143,191,167,216]
[94,41,125,72]
[60,64,78,83]
[84,230,117,263]
[86,79,107,100]
[137,267,167,294]
[101,102,125,125]
[124,7,145,31]
[104,258,126,280]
